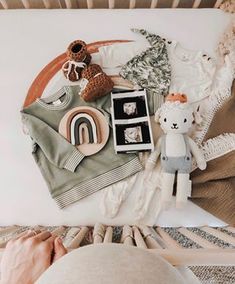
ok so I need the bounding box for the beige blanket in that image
[191,81,235,224]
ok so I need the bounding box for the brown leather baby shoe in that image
[62,40,91,82]
[80,64,114,102]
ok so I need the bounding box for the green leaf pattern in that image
[119,29,171,112]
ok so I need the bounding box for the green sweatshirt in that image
[21,86,142,209]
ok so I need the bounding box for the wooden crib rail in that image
[0,224,235,266]
[0,0,226,9]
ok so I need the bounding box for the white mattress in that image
[0,9,231,226]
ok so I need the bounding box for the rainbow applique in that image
[59,106,109,156]
[66,110,101,145]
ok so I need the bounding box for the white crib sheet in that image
[0,9,232,226]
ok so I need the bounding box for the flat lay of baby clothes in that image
[21,85,142,209]
[119,29,171,114]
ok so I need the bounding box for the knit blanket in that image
[191,81,235,224]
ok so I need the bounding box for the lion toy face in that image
[155,93,200,134]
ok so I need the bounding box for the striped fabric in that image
[36,86,72,111]
[55,157,142,208]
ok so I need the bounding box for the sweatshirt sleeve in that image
[22,113,85,172]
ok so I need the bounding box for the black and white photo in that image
[111,89,154,153]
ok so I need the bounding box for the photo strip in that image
[112,94,147,119]
[111,89,154,153]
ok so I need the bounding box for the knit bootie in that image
[80,64,114,102]
[62,40,91,82]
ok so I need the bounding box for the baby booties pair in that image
[62,40,114,102]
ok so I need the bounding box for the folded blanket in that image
[191,81,235,224]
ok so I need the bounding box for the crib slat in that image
[51,226,67,237]
[138,226,162,249]
[103,227,113,243]
[42,0,51,9]
[201,227,235,246]
[129,0,136,9]
[178,228,218,248]
[87,0,94,8]
[192,0,201,8]
[65,0,72,8]
[93,223,105,244]
[0,0,8,8]
[68,227,89,249]
[214,0,223,8]
[148,227,168,248]
[172,0,180,8]
[144,234,162,249]
[21,0,30,8]
[63,227,81,248]
[94,234,103,243]
[57,0,63,8]
[121,225,134,246]
[156,228,182,249]
[133,226,147,249]
[150,0,158,8]
[0,0,223,9]
[125,236,135,246]
[108,0,115,9]
[151,248,235,266]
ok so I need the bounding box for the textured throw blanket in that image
[191,81,235,224]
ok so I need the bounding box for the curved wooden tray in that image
[24,40,132,108]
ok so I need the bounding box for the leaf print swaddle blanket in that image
[120,29,171,114]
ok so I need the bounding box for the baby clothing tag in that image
[79,78,89,93]
[52,99,62,106]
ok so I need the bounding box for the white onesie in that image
[166,40,216,103]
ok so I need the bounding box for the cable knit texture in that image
[80,64,114,102]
